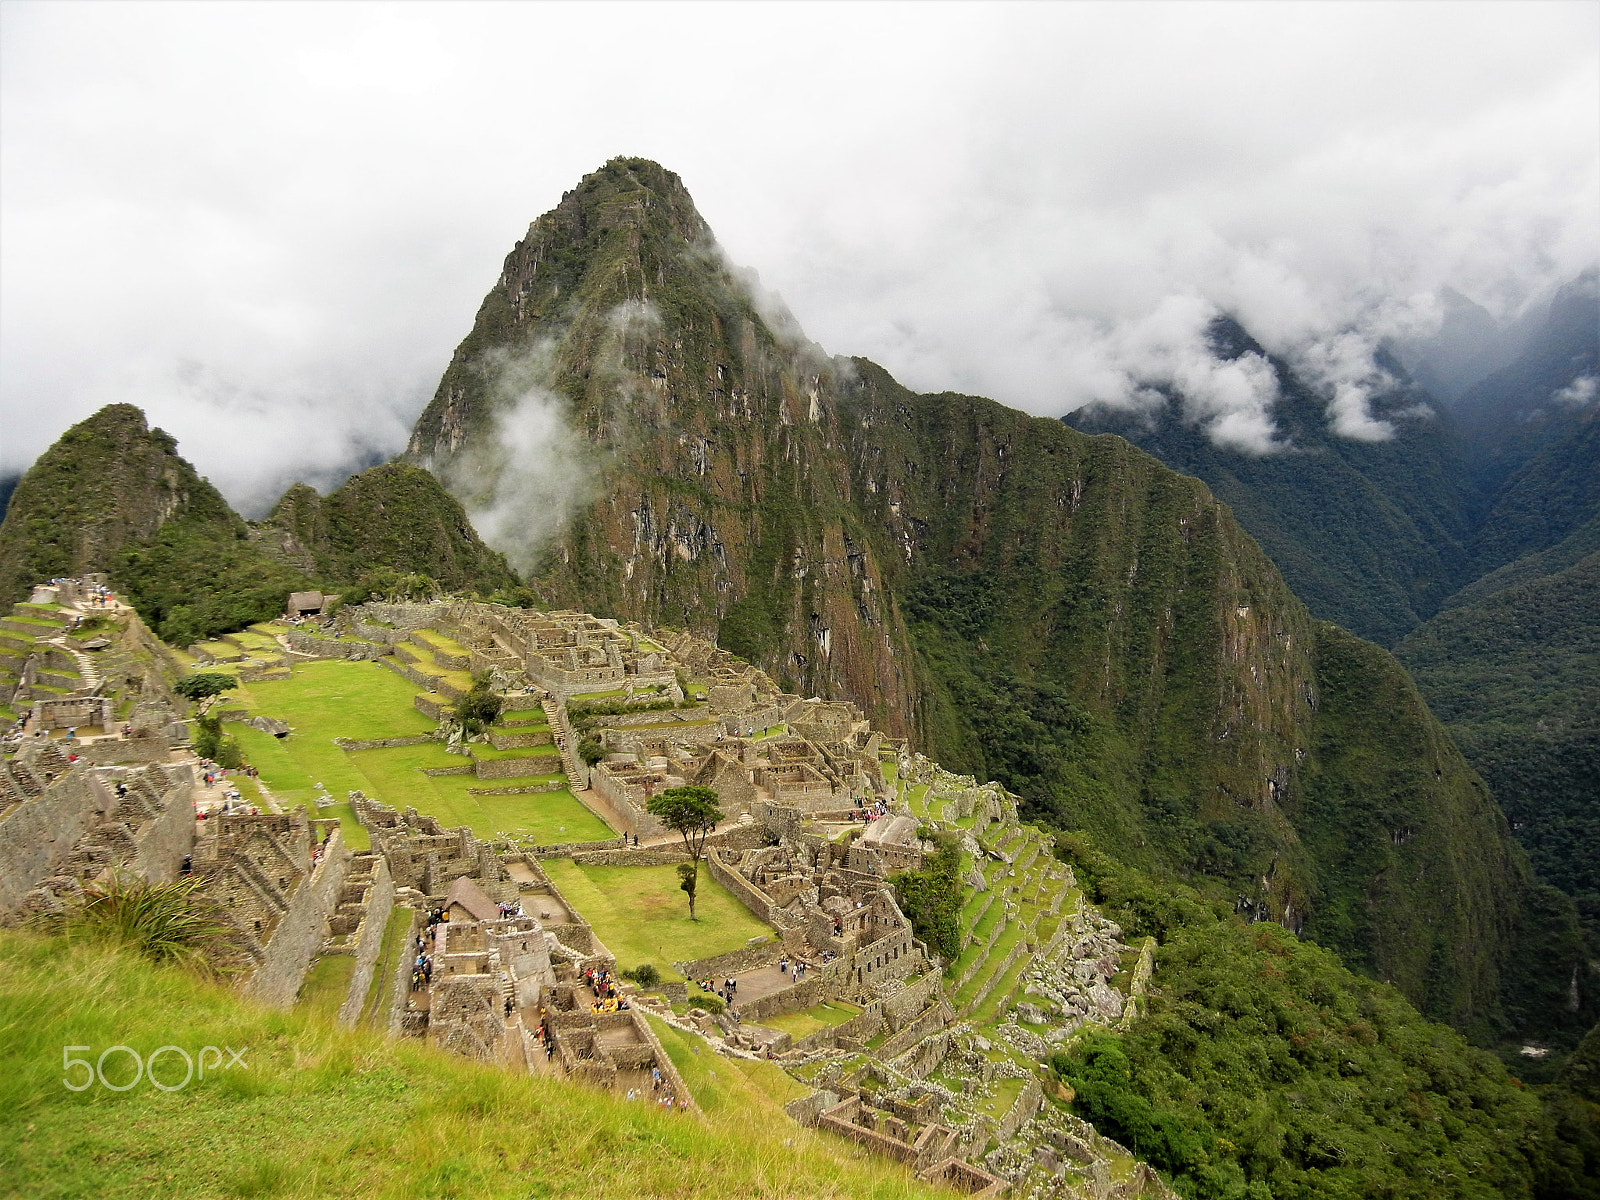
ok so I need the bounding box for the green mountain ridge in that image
[0,407,517,645]
[406,157,1589,1041]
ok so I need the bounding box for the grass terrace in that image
[756,1000,863,1042]
[541,860,775,981]
[646,1012,813,1117]
[295,953,357,1022]
[219,658,608,846]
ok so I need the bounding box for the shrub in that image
[62,874,239,975]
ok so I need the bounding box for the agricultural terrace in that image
[209,655,611,848]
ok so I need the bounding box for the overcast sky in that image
[3,2,1596,510]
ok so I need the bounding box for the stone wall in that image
[583,770,661,838]
[528,836,626,859]
[337,857,396,1027]
[474,754,561,780]
[0,766,109,913]
[130,769,196,883]
[242,828,351,1009]
[335,735,434,751]
[284,628,389,661]
[572,845,689,867]
[996,1078,1044,1142]
[675,939,783,982]
[387,905,424,1036]
[705,850,780,925]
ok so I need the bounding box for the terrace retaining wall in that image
[242,828,351,1009]
[337,857,396,1027]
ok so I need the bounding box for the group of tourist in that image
[410,936,435,992]
[533,1007,554,1060]
[851,798,890,823]
[584,966,619,1000]
[495,900,524,918]
[778,954,809,981]
[698,975,740,1005]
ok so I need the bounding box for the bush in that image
[688,986,725,1015]
[63,874,238,974]
[578,736,606,766]
[627,963,661,989]
[192,713,243,769]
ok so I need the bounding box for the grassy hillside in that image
[0,930,943,1200]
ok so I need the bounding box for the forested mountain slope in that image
[0,407,517,645]
[408,157,1590,1038]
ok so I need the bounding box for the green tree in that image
[454,671,503,736]
[174,673,238,702]
[891,829,963,960]
[646,785,721,920]
[577,736,606,766]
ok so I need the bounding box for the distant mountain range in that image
[1066,272,1599,953]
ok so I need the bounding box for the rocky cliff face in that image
[410,157,1588,1036]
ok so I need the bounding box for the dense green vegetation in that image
[0,930,938,1198]
[114,513,315,646]
[1397,547,1600,948]
[889,829,963,959]
[1053,832,1590,1200]
[265,462,520,596]
[0,406,522,647]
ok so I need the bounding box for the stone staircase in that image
[541,696,588,790]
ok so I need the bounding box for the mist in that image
[2,2,1595,504]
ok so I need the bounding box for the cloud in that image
[436,300,662,574]
[2,2,1595,487]
[434,339,594,577]
[1552,375,1598,408]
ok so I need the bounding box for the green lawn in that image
[240,659,436,740]
[470,742,558,761]
[542,860,774,980]
[348,744,608,843]
[296,953,356,1021]
[499,707,547,723]
[757,1000,862,1041]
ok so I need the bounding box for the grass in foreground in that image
[541,860,775,980]
[0,931,945,1199]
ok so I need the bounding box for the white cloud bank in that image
[1,1,1595,504]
